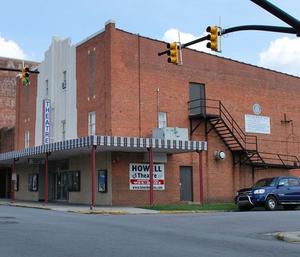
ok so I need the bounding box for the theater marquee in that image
[129,163,165,190]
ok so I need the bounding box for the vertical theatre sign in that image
[129,163,165,190]
[44,99,51,144]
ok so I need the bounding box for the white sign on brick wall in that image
[129,163,165,190]
[245,114,270,134]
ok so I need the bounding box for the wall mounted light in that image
[214,150,226,160]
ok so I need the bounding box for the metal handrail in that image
[188,98,300,167]
[258,152,300,165]
[188,98,258,151]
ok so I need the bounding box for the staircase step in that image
[215,129,230,132]
[217,132,232,136]
[224,139,238,142]
[209,118,220,122]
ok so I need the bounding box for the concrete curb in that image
[73,210,128,215]
[1,202,51,210]
[159,210,226,214]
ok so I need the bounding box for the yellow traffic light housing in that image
[167,42,179,64]
[22,67,30,86]
[206,26,219,51]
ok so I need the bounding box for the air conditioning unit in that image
[152,127,189,141]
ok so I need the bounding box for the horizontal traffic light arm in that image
[250,0,300,35]
[221,25,297,36]
[158,34,210,56]
[158,24,297,56]
[0,67,39,73]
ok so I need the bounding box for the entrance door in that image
[180,166,193,201]
[189,83,206,116]
[55,172,69,201]
[0,172,6,198]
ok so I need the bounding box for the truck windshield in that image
[254,178,275,187]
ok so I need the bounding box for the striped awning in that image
[0,135,207,162]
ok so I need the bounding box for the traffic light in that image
[22,67,30,86]
[167,42,178,64]
[206,26,219,51]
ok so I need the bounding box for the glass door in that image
[55,172,69,201]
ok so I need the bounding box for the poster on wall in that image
[245,114,271,134]
[98,170,107,193]
[129,163,165,190]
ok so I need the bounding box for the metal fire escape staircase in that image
[189,99,300,169]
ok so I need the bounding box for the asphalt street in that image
[0,206,300,257]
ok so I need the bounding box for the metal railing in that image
[188,98,257,151]
[257,152,300,168]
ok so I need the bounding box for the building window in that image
[25,130,30,148]
[62,71,67,89]
[61,120,66,141]
[158,112,167,128]
[88,112,96,135]
[45,79,49,97]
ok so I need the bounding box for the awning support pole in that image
[147,147,154,206]
[198,150,204,204]
[90,145,97,209]
[45,152,49,205]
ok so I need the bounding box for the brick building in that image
[0,57,38,198]
[1,21,300,206]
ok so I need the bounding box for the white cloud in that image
[162,28,213,54]
[0,36,27,59]
[259,37,300,77]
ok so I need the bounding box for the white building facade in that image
[35,37,77,145]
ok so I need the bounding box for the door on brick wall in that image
[180,166,193,201]
[0,170,10,198]
[0,172,6,198]
[189,83,206,116]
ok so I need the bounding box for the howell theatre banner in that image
[129,163,165,190]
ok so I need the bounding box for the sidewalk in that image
[0,200,159,215]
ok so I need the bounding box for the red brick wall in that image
[15,74,38,150]
[0,127,14,152]
[76,23,113,137]
[0,58,18,129]
[76,23,300,204]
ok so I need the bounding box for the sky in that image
[0,0,299,76]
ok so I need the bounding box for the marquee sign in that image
[129,163,165,190]
[44,99,51,144]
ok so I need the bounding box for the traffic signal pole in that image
[0,67,39,73]
[250,0,300,35]
[158,25,297,57]
[158,1,300,58]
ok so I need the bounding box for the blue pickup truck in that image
[235,176,300,211]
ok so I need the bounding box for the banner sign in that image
[129,163,165,190]
[245,114,271,134]
[44,99,51,144]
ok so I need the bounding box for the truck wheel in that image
[265,196,278,211]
